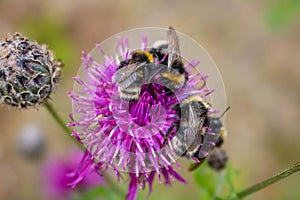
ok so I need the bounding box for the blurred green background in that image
[0,0,300,199]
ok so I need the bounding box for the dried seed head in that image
[0,32,62,108]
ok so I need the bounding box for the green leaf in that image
[224,163,241,200]
[194,162,216,194]
[193,162,227,199]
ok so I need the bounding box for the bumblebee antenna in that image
[219,106,231,119]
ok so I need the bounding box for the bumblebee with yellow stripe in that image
[163,95,210,159]
[163,93,229,170]
[113,26,188,101]
[112,51,155,101]
[150,26,188,94]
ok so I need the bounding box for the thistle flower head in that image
[69,29,216,199]
[0,33,62,108]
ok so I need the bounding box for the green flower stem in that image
[44,100,83,148]
[44,100,71,135]
[44,100,124,198]
[234,161,300,199]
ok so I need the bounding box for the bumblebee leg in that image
[188,157,207,171]
[181,73,189,89]
[165,88,174,95]
[215,137,224,148]
[162,122,179,147]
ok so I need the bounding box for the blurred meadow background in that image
[0,0,300,199]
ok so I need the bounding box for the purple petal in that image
[126,174,138,200]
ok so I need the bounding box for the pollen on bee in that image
[161,72,185,84]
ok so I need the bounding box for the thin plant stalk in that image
[44,100,82,148]
[235,161,300,199]
[44,100,124,197]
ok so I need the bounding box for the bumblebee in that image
[113,26,188,101]
[150,26,188,94]
[112,51,155,101]
[150,40,168,65]
[188,107,230,171]
[163,95,211,159]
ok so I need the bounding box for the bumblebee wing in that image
[112,62,146,84]
[167,26,181,68]
[146,63,167,82]
[185,104,204,154]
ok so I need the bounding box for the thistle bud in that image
[207,148,228,171]
[0,33,62,108]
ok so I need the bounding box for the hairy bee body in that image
[112,51,154,101]
[205,116,228,170]
[157,60,187,94]
[113,26,188,101]
[150,27,188,94]
[164,95,210,159]
[165,93,229,171]
[194,116,224,160]
[188,108,230,171]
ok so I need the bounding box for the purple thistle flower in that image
[68,34,214,200]
[41,149,104,200]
